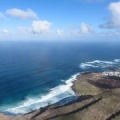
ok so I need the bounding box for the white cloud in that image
[80,23,94,33]
[0,29,10,34]
[80,0,104,2]
[6,8,38,19]
[72,0,105,3]
[68,22,94,37]
[100,1,120,29]
[31,20,52,34]
[56,29,64,36]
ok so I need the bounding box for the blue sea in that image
[0,41,120,115]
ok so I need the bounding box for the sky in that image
[0,0,120,41]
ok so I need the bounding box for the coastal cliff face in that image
[0,72,120,120]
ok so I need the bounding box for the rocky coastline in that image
[0,72,120,120]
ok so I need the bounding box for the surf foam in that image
[0,73,80,115]
[80,59,120,70]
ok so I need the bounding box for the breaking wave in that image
[80,59,120,70]
[0,73,80,115]
[1,58,120,115]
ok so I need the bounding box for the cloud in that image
[71,0,106,3]
[56,29,64,36]
[100,1,120,29]
[0,29,10,34]
[31,20,52,34]
[69,22,94,38]
[6,8,38,19]
[80,0,105,2]
[80,23,94,33]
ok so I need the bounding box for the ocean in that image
[0,41,120,115]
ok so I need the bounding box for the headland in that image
[0,72,120,120]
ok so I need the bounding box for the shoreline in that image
[0,72,81,116]
[0,72,120,120]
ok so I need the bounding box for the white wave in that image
[80,63,98,69]
[87,60,114,65]
[114,59,120,62]
[80,59,120,70]
[1,73,80,114]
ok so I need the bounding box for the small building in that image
[102,72,120,77]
